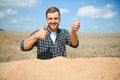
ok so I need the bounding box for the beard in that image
[48,23,59,32]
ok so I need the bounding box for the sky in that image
[0,0,120,33]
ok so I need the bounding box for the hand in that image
[71,20,80,33]
[34,25,48,40]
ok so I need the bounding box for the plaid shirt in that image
[20,27,79,59]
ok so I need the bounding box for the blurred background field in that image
[0,31,120,62]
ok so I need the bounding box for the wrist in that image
[71,30,76,34]
[33,32,39,40]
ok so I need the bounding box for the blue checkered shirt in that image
[20,27,79,59]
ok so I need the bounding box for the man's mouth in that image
[51,23,57,26]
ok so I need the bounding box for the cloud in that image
[93,25,99,30]
[9,17,34,24]
[77,4,117,19]
[60,8,69,14]
[0,0,39,8]
[0,9,17,18]
[107,22,115,26]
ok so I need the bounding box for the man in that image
[20,7,80,59]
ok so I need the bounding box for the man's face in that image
[46,11,60,32]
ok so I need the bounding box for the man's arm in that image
[23,34,38,50]
[71,20,80,46]
[21,25,48,51]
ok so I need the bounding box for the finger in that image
[72,25,80,31]
[40,25,45,30]
[76,20,80,24]
[45,31,48,37]
[73,20,80,26]
[73,27,79,30]
[72,28,79,32]
[73,25,80,29]
[73,25,80,27]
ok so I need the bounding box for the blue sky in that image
[0,0,120,33]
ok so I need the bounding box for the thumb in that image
[40,25,45,30]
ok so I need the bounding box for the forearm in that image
[71,31,78,46]
[70,20,80,47]
[23,34,38,50]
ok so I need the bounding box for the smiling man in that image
[20,7,80,59]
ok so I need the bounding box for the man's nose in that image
[51,19,55,23]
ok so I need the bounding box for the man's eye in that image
[55,18,58,20]
[49,18,52,20]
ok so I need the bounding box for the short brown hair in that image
[46,7,60,18]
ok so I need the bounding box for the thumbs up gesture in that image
[34,25,48,40]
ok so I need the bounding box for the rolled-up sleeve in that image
[70,40,79,48]
[20,30,38,51]
[20,39,35,51]
[20,40,25,51]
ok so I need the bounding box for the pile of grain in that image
[0,57,120,80]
